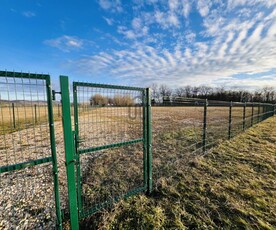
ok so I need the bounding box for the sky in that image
[0,0,276,91]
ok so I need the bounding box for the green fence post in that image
[34,104,37,124]
[262,104,265,121]
[203,99,208,152]
[60,75,79,230]
[12,102,16,128]
[143,89,148,191]
[251,103,254,126]
[258,103,260,123]
[73,82,83,216]
[45,76,62,229]
[146,88,152,194]
[228,101,232,140]
[242,102,246,131]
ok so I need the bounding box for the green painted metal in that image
[12,103,16,128]
[73,81,145,91]
[143,89,148,189]
[77,138,144,154]
[228,101,232,140]
[0,157,52,173]
[258,103,261,122]
[80,186,146,218]
[0,70,49,79]
[60,75,79,230]
[242,103,246,131]
[0,71,62,229]
[202,99,208,152]
[251,103,254,126]
[72,80,151,220]
[146,88,152,194]
[73,83,83,215]
[45,76,63,229]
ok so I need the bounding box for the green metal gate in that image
[60,76,152,229]
[0,71,62,229]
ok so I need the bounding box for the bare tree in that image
[174,87,186,97]
[159,84,172,97]
[199,85,213,97]
[184,85,193,98]
[90,94,108,106]
[262,87,275,102]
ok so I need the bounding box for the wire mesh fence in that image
[71,82,149,220]
[151,99,275,190]
[0,72,61,229]
[0,71,275,229]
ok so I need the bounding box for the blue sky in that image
[0,0,276,90]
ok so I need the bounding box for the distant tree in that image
[262,87,275,102]
[159,84,172,97]
[184,85,193,98]
[198,85,213,97]
[192,86,200,97]
[113,95,134,106]
[90,94,108,106]
[174,87,186,97]
[151,83,161,103]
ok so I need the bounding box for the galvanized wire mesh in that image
[0,73,57,229]
[152,105,204,188]
[74,84,145,217]
[151,99,275,190]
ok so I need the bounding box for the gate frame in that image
[0,71,62,229]
[60,77,152,228]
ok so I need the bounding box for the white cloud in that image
[169,0,180,12]
[68,0,276,89]
[44,35,83,52]
[181,0,191,18]
[103,17,114,25]
[154,10,180,28]
[22,11,36,18]
[197,0,212,17]
[98,0,122,12]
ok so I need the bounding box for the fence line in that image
[0,71,275,229]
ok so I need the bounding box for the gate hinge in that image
[52,90,61,101]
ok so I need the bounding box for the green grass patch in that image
[80,116,276,229]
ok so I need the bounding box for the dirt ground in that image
[0,105,266,229]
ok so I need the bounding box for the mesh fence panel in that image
[74,84,145,217]
[152,105,204,188]
[0,74,57,229]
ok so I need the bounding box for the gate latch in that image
[52,90,61,101]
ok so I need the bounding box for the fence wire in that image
[151,99,275,190]
[74,84,145,218]
[1,71,275,229]
[0,74,57,229]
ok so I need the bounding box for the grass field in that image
[0,102,274,229]
[80,116,276,229]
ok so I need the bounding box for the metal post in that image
[12,102,16,129]
[143,89,148,191]
[45,76,62,229]
[228,101,232,140]
[242,102,246,131]
[58,104,60,117]
[203,99,208,152]
[34,104,37,124]
[60,75,79,230]
[258,103,260,123]
[251,103,254,126]
[146,88,152,194]
[73,82,83,216]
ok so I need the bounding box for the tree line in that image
[90,94,134,106]
[151,84,276,103]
